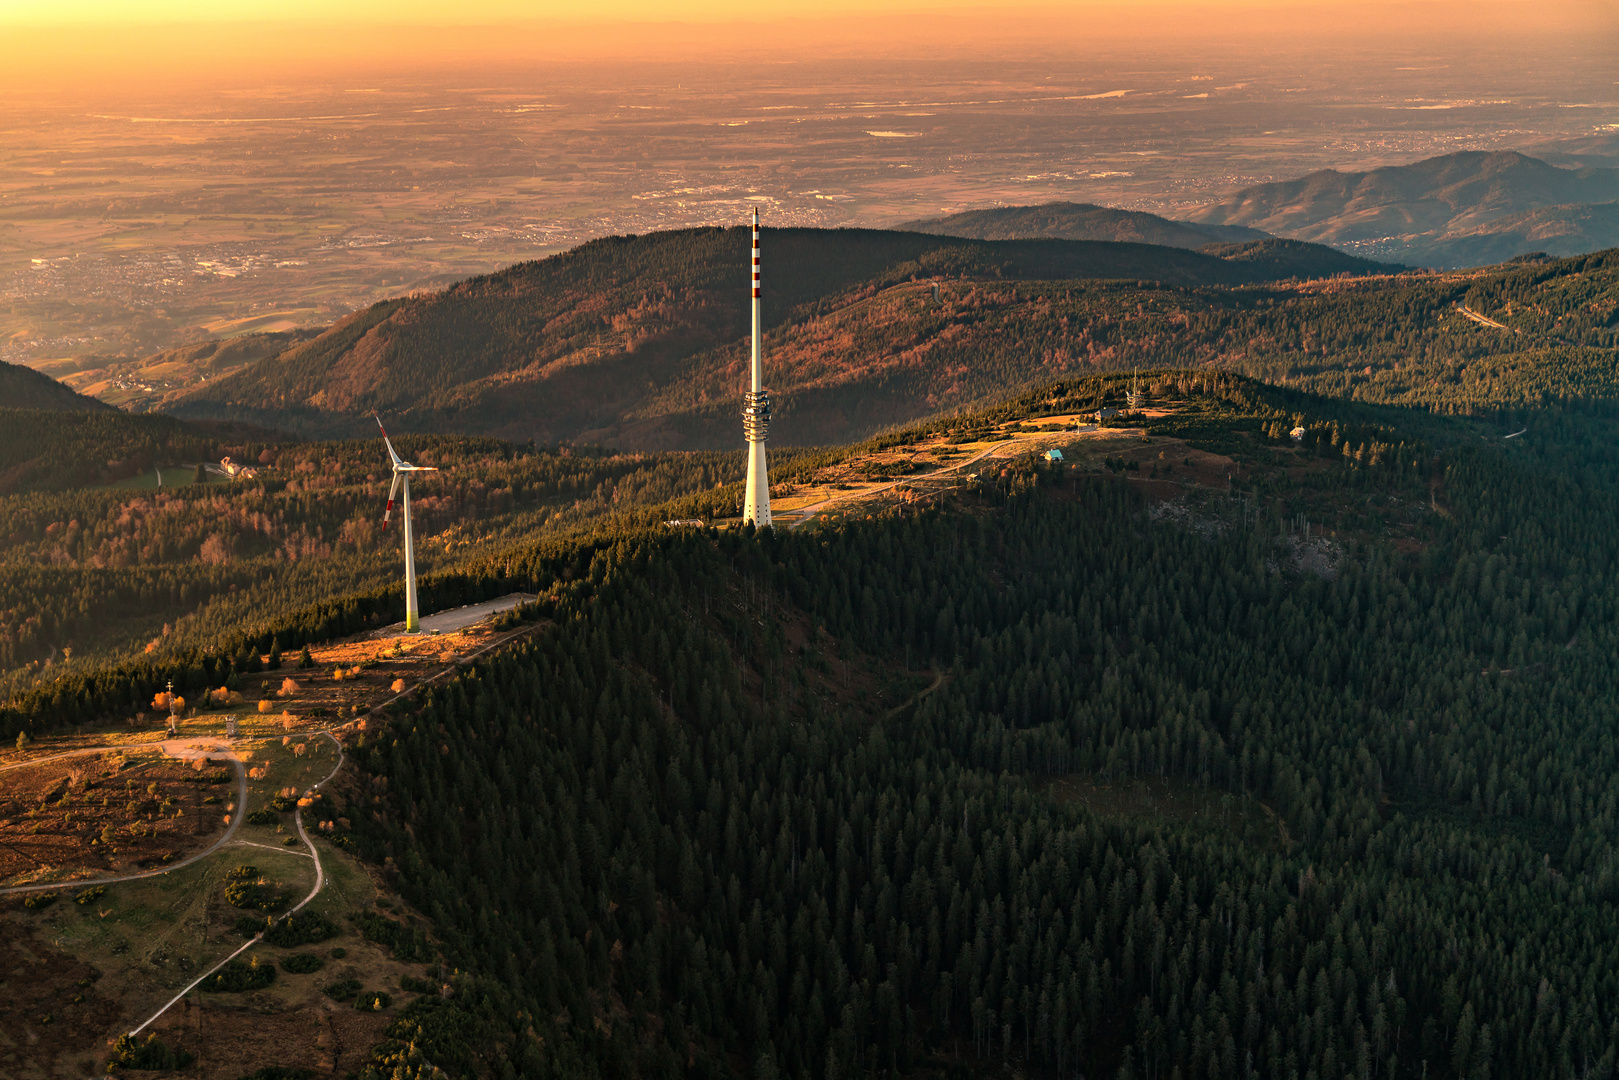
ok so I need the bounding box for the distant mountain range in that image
[1186,150,1619,267]
[896,203,1270,249]
[165,226,1396,446]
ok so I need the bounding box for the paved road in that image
[0,739,248,898]
[376,592,536,636]
[1459,304,1518,334]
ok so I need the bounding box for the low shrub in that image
[322,977,362,1002]
[353,990,392,1012]
[108,1033,196,1069]
[245,807,281,826]
[23,893,57,910]
[74,886,106,905]
[280,953,325,974]
[263,910,340,947]
[203,955,276,993]
[225,878,287,912]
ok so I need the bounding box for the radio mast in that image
[742,207,773,528]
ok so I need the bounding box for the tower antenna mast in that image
[742,207,772,527]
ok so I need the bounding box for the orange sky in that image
[0,0,1605,23]
[0,1,1610,88]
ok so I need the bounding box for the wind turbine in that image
[376,416,438,633]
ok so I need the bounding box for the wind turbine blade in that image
[384,472,402,522]
[374,413,402,467]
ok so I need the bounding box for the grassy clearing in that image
[1043,774,1292,852]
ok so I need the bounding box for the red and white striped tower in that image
[742,206,772,527]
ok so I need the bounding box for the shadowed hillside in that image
[157,234,1619,453]
[165,226,1397,445]
[0,361,112,413]
[0,410,281,494]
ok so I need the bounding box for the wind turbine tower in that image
[376,416,439,633]
[742,207,773,528]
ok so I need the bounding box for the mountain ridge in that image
[894,201,1270,248]
[1188,149,1619,267]
[165,226,1397,444]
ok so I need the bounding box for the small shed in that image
[1045,448,1065,462]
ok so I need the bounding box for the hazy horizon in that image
[1,0,1614,379]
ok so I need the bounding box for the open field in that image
[0,749,231,885]
[0,597,537,885]
[0,831,430,1078]
[769,407,1238,528]
[0,598,537,1075]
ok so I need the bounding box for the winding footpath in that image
[0,606,539,1050]
[129,729,346,1037]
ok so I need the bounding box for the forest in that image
[7,233,1619,1079]
[0,422,772,709]
[334,390,1619,1080]
[0,368,1448,739]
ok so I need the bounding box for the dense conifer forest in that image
[335,394,1619,1080]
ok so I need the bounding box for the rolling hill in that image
[0,361,113,413]
[1188,150,1619,267]
[165,226,1397,447]
[52,328,326,412]
[895,201,1270,248]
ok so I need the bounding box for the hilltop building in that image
[219,456,258,480]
